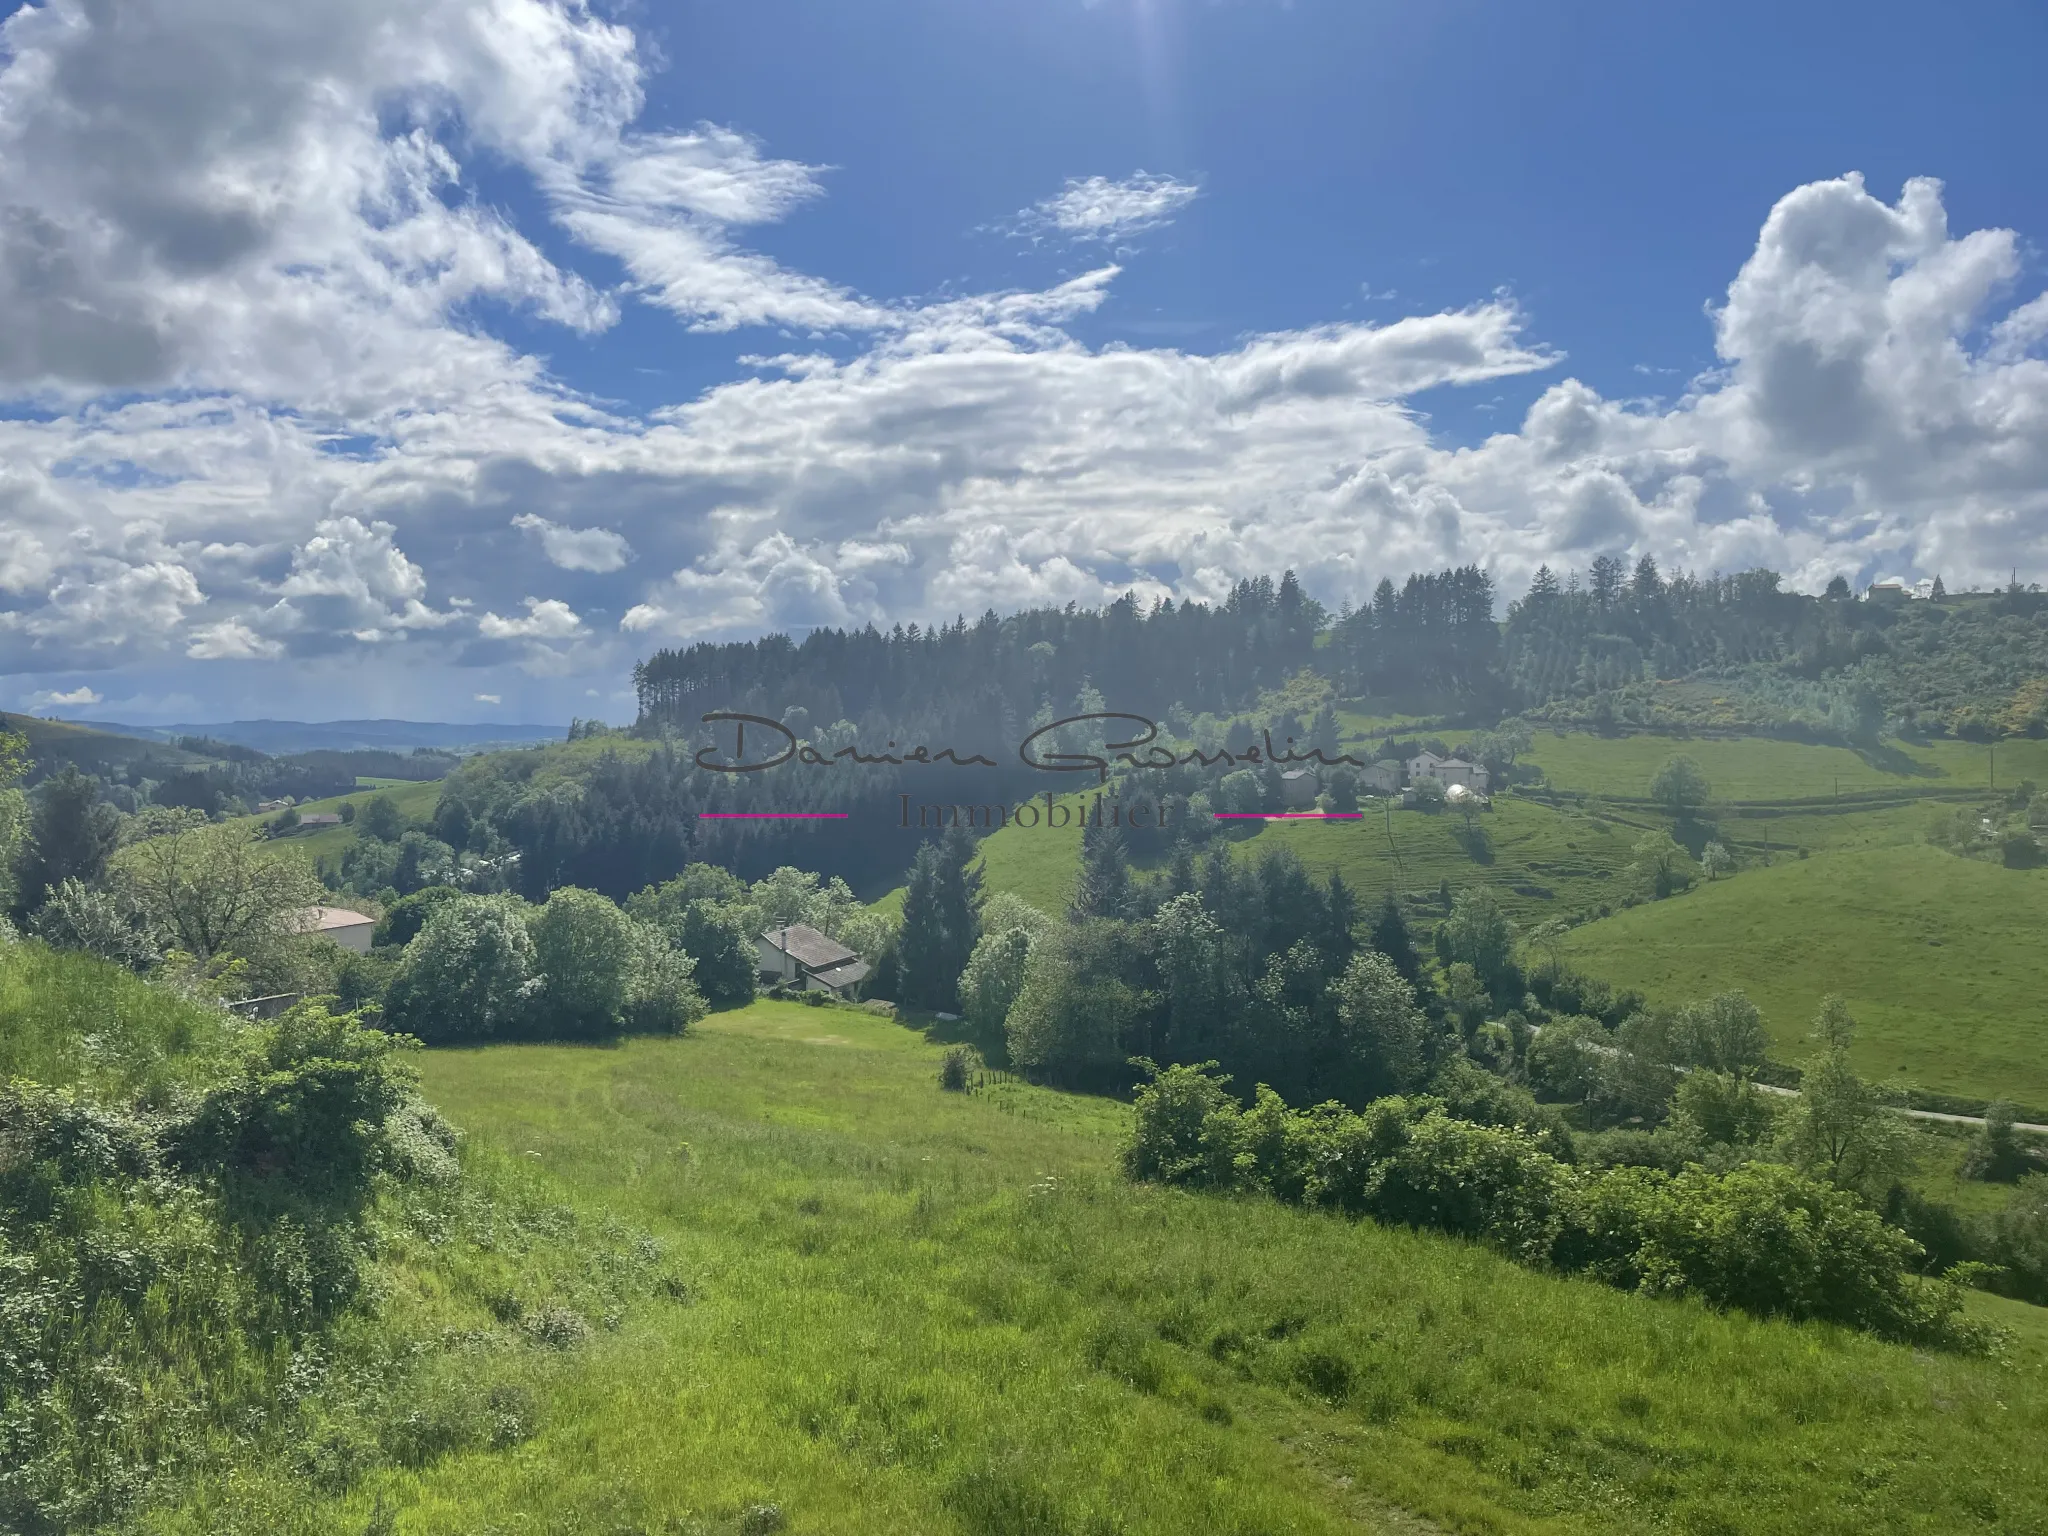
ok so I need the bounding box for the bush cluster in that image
[379,886,706,1044]
[1123,1064,1986,1350]
[0,974,451,1531]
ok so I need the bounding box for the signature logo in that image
[696,711,1374,785]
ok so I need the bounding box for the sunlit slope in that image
[1560,842,2048,1104]
[325,1000,2048,1535]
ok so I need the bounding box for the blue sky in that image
[1,0,2044,724]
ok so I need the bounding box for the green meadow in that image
[157,1000,2048,1534]
[1520,730,2045,802]
[232,777,444,866]
[1558,841,2048,1106]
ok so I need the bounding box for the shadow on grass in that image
[1452,820,1494,865]
[1854,741,1947,779]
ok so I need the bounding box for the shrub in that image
[373,885,461,949]
[383,895,538,1043]
[1122,1062,1244,1189]
[938,1044,981,1091]
[1618,1163,1971,1346]
[1962,1103,2039,1183]
[1351,1107,1574,1264]
[29,876,162,969]
[527,887,638,1037]
[622,920,707,1036]
[1121,1064,1991,1350]
[1526,1015,1607,1102]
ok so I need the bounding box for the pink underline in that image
[698,812,848,819]
[1213,812,1363,819]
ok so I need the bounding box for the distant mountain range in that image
[75,719,567,755]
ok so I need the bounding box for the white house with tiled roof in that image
[757,923,871,998]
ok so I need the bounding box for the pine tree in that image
[926,824,984,1009]
[1071,820,1133,920]
[18,765,120,912]
[897,843,953,1010]
[1308,703,1342,758]
[1369,891,1423,986]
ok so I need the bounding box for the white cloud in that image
[28,686,103,707]
[187,620,284,661]
[0,0,2039,714]
[479,597,585,640]
[512,513,633,572]
[548,127,885,333]
[1007,172,1200,246]
[272,517,455,643]
[474,691,501,703]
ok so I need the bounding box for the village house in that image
[1278,769,1318,808]
[297,812,342,828]
[1405,750,1491,793]
[1361,760,1403,794]
[292,906,376,954]
[757,923,871,998]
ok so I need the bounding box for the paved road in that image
[1748,1079,2048,1134]
[1523,1023,2048,1134]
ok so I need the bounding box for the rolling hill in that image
[79,717,566,754]
[1558,841,2048,1106]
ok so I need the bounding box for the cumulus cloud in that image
[28,686,103,707]
[478,597,585,640]
[0,0,2042,716]
[266,517,457,646]
[1005,172,1200,245]
[187,620,285,661]
[474,691,501,703]
[512,513,634,572]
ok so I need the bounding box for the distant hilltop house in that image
[297,812,342,828]
[1867,576,1943,605]
[292,906,376,954]
[758,923,871,998]
[1279,769,1319,808]
[1405,750,1491,793]
[256,797,296,813]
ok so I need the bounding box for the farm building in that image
[1361,760,1403,793]
[293,906,376,953]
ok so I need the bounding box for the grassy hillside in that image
[0,710,211,779]
[1560,842,2048,1105]
[237,778,444,866]
[1521,730,2048,802]
[158,1000,2048,1533]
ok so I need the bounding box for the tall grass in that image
[156,1000,2048,1535]
[0,940,236,1100]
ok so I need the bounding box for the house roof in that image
[761,923,858,970]
[298,812,342,826]
[1407,750,1443,765]
[297,905,375,934]
[1440,757,1479,770]
[809,956,871,989]
[1280,768,1315,781]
